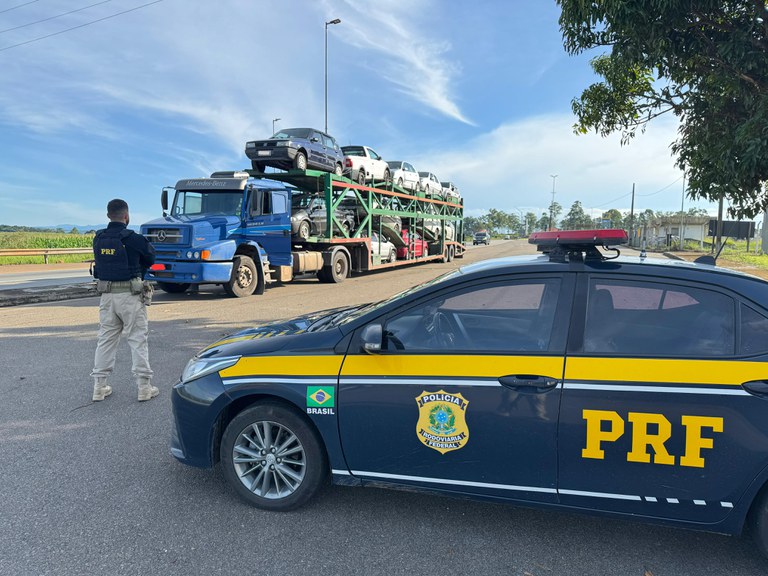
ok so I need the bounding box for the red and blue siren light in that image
[528,229,628,248]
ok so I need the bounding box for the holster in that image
[141,281,154,306]
[96,280,111,294]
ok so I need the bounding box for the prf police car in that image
[170,230,768,557]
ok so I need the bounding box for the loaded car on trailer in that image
[245,128,345,175]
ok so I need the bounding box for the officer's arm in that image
[127,234,156,268]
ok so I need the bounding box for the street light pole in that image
[272,118,281,135]
[549,174,558,231]
[324,18,341,134]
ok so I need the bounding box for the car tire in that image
[383,169,391,185]
[297,220,311,242]
[342,221,351,237]
[749,485,768,558]
[334,163,343,176]
[223,255,258,298]
[157,282,190,294]
[397,178,403,188]
[293,151,308,171]
[220,403,327,511]
[319,251,348,283]
[357,170,366,185]
[388,248,396,263]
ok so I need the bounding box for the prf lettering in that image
[582,409,723,468]
[100,248,115,255]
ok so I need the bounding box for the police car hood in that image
[198,304,362,357]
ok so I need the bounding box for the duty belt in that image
[100,279,141,293]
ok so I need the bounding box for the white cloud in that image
[415,113,710,216]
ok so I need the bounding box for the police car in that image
[170,230,768,556]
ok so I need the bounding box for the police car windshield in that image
[334,269,463,327]
[173,190,242,217]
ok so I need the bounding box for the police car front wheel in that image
[220,403,328,511]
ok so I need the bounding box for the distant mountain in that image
[0,224,140,233]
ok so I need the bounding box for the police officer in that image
[90,199,158,402]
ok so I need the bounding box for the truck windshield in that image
[172,190,243,217]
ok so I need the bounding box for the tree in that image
[69,227,80,234]
[561,201,594,230]
[463,216,484,235]
[602,208,623,228]
[524,212,538,235]
[548,201,563,229]
[558,1,768,218]
[536,212,550,231]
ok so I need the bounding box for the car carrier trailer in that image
[141,169,464,297]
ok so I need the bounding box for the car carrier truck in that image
[140,169,464,297]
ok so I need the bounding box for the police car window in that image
[584,279,735,357]
[382,279,561,353]
[740,305,768,355]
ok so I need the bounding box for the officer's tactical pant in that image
[91,292,153,381]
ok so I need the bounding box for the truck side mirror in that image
[161,188,169,216]
[360,324,383,353]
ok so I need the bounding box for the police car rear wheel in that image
[221,404,327,511]
[224,255,258,298]
[748,486,768,559]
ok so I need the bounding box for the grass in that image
[0,232,94,265]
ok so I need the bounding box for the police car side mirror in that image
[360,324,383,353]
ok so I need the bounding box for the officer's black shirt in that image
[93,222,155,280]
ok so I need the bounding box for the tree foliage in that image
[558,0,768,218]
[561,200,595,229]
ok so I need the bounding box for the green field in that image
[0,232,94,265]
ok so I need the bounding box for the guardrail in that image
[0,248,92,264]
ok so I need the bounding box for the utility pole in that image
[629,183,635,246]
[324,18,342,134]
[679,174,686,250]
[272,118,281,134]
[549,174,558,231]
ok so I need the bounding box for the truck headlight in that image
[186,251,193,258]
[181,355,241,383]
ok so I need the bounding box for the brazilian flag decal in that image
[307,386,334,408]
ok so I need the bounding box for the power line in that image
[0,0,116,35]
[0,0,41,15]
[638,175,684,197]
[0,0,164,53]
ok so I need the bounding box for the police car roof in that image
[456,252,767,285]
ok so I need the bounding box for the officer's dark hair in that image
[107,199,129,220]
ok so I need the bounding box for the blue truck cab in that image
[140,171,291,297]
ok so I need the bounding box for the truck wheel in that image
[319,251,348,283]
[224,255,258,297]
[220,403,328,511]
[157,282,190,294]
[293,151,308,171]
[447,245,455,262]
[334,163,343,176]
[357,170,366,185]
[297,220,311,241]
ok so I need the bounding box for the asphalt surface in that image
[1,241,766,576]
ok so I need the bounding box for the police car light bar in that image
[528,229,628,248]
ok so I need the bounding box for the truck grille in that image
[146,228,184,244]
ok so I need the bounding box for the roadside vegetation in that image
[0,231,94,265]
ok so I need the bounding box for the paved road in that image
[0,241,765,576]
[0,263,92,290]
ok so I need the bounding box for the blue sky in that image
[0,0,715,228]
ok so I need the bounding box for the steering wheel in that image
[434,312,459,348]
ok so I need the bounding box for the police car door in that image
[559,274,762,523]
[338,274,574,504]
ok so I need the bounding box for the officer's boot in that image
[137,376,159,402]
[92,377,112,401]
